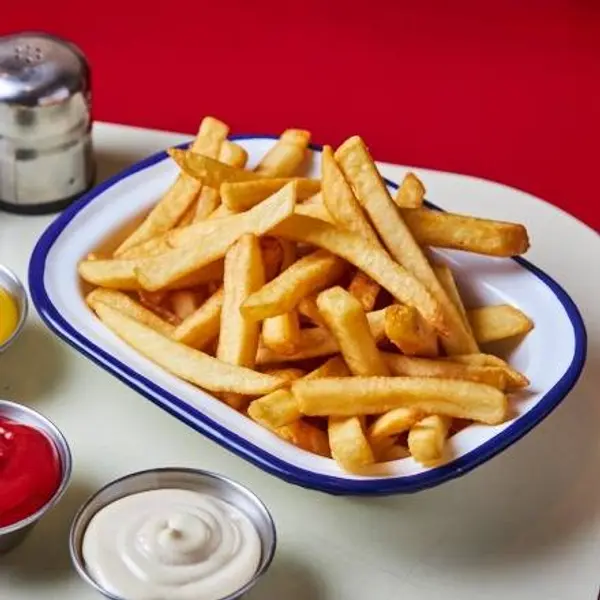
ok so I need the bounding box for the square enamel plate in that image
[29,135,587,495]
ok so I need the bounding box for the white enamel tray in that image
[28,135,587,495]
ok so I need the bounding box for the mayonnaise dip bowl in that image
[0,400,72,554]
[69,468,277,600]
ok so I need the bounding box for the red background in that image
[3,0,599,230]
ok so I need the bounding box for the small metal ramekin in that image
[69,468,277,600]
[0,264,28,353]
[0,400,72,553]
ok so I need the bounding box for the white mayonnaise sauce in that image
[81,488,262,600]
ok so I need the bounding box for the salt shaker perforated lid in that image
[0,32,95,214]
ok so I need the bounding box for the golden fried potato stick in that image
[134,182,296,291]
[93,303,285,395]
[191,143,249,223]
[322,144,383,309]
[172,287,224,349]
[384,304,439,357]
[254,129,311,177]
[367,407,424,442]
[383,353,508,390]
[335,136,477,356]
[293,377,508,425]
[219,140,248,169]
[256,327,338,364]
[378,444,411,462]
[321,145,382,247]
[316,286,386,472]
[271,214,445,333]
[401,209,530,257]
[293,202,336,223]
[394,173,426,209]
[248,356,350,429]
[317,287,389,377]
[328,416,374,472]
[78,258,224,291]
[276,421,330,457]
[241,249,347,321]
[301,191,530,257]
[115,117,229,256]
[217,234,265,409]
[297,295,328,328]
[348,271,380,311]
[433,264,473,334]
[408,415,452,465]
[445,353,529,389]
[256,309,387,364]
[86,288,175,337]
[261,239,301,355]
[467,304,534,344]
[168,148,260,187]
[221,178,320,212]
[260,368,306,381]
[169,290,198,321]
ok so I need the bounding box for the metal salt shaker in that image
[0,32,95,214]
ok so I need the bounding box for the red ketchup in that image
[0,417,62,528]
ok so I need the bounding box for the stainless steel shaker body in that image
[0,32,95,214]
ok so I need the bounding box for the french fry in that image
[256,327,338,364]
[401,209,530,257]
[260,368,306,381]
[241,249,347,321]
[137,291,181,325]
[262,311,301,355]
[467,305,534,344]
[93,303,285,395]
[172,287,224,349]
[335,136,478,355]
[348,271,380,311]
[254,129,311,177]
[221,178,320,212]
[261,238,301,355]
[316,286,385,472]
[217,234,265,408]
[260,237,285,282]
[328,416,374,472]
[317,287,389,377]
[322,144,383,310]
[367,407,424,442]
[433,264,473,335]
[169,290,199,321]
[276,420,330,457]
[134,182,296,291]
[168,148,260,187]
[378,444,411,462]
[294,202,336,223]
[219,140,248,169]
[383,353,508,390]
[408,415,452,465]
[321,145,382,248]
[272,214,445,333]
[115,117,229,255]
[78,258,224,291]
[394,173,426,208]
[177,203,197,227]
[249,356,350,429]
[293,377,508,425]
[86,288,175,337]
[446,354,529,389]
[297,295,327,328]
[384,304,439,357]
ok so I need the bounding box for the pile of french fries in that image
[79,116,535,473]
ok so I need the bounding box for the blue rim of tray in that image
[28,134,588,495]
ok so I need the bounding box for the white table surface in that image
[0,122,598,600]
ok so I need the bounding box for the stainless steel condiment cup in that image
[0,264,28,354]
[69,467,277,600]
[0,400,72,554]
